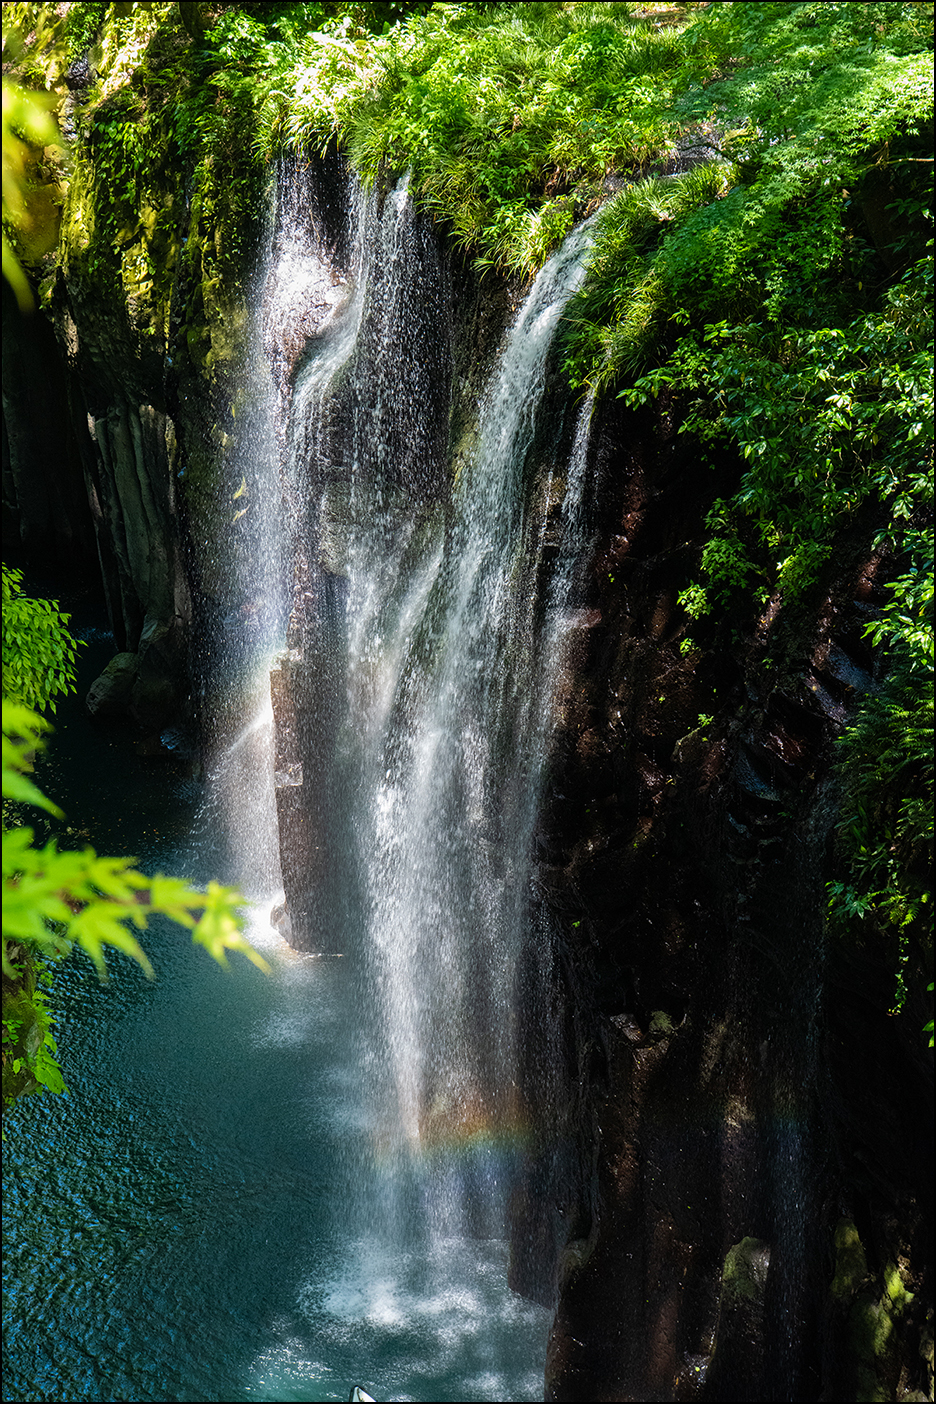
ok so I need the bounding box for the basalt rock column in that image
[270,570,348,951]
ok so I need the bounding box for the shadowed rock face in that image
[536,394,933,1403]
[2,220,198,731]
[2,286,98,578]
[3,273,195,739]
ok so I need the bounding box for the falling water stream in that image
[3,167,596,1402]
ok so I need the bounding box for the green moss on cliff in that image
[9,1,262,387]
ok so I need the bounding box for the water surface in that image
[2,630,550,1404]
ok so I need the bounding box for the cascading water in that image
[347,222,597,1244]
[194,164,292,904]
[262,160,599,1329]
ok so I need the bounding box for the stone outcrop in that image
[3,259,197,726]
[2,130,272,731]
[85,651,139,719]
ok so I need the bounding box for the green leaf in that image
[192,881,268,972]
[67,903,155,980]
[148,872,200,928]
[1,766,64,816]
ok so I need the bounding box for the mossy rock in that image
[831,1217,869,1299]
[720,1235,770,1308]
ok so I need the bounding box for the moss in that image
[884,1260,915,1314]
[648,1008,676,1040]
[46,3,261,397]
[831,1220,918,1402]
[832,1217,869,1299]
[720,1236,770,1309]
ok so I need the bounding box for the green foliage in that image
[3,951,65,1102]
[2,2,698,297]
[563,1,933,389]
[827,521,933,1016]
[557,2,935,1036]
[2,566,83,714]
[619,253,933,1031]
[622,250,933,620]
[2,700,267,982]
[829,672,932,932]
[6,1,269,362]
[260,1,692,274]
[561,161,736,383]
[1,70,62,309]
[63,2,105,62]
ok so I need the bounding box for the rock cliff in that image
[536,393,933,1401]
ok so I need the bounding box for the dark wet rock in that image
[129,670,176,732]
[85,620,179,731]
[158,725,197,759]
[86,651,139,719]
[269,642,343,952]
[706,1237,771,1400]
[733,746,783,803]
[540,390,932,1402]
[805,671,849,724]
[825,1219,930,1402]
[270,902,293,942]
[822,640,875,694]
[133,732,172,758]
[129,613,181,730]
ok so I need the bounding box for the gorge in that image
[2,4,933,1402]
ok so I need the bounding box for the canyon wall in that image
[537,393,933,1401]
[2,152,931,1403]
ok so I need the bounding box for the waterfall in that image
[348,221,596,1243]
[195,167,289,905]
[210,155,599,1294]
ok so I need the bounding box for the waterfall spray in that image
[266,180,597,1250]
[225,156,601,1290]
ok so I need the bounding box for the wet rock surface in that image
[85,651,139,719]
[539,394,933,1401]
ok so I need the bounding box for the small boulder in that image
[270,902,292,942]
[130,614,179,730]
[86,652,139,719]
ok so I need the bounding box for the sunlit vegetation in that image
[567,2,933,1019]
[257,1,695,273]
[1,567,81,712]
